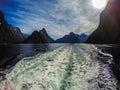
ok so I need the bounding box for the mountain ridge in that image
[24,28,55,43]
[55,32,88,43]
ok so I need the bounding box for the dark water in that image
[0,44,62,68]
[0,44,120,89]
[97,45,120,83]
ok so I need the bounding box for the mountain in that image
[55,32,82,43]
[79,33,88,43]
[86,0,120,44]
[0,11,25,44]
[24,28,54,43]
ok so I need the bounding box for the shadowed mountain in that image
[86,0,120,44]
[24,28,54,43]
[0,11,25,44]
[79,33,88,43]
[55,32,88,43]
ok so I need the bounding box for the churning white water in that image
[0,44,119,90]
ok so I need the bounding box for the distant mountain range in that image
[86,0,120,44]
[0,10,88,44]
[0,11,55,44]
[55,32,88,43]
[1,0,120,44]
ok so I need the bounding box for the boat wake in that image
[0,44,119,90]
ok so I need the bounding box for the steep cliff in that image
[86,0,120,44]
[0,11,25,44]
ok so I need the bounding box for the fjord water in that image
[0,44,61,67]
[0,44,120,90]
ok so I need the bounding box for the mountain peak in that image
[24,29,54,43]
[39,28,47,34]
[56,32,81,43]
[41,28,46,31]
[0,11,6,25]
[33,30,39,34]
[70,32,75,35]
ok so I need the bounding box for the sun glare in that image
[91,0,108,9]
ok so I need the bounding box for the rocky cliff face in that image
[24,28,54,43]
[0,11,25,44]
[86,0,120,44]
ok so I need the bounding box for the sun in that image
[91,0,108,9]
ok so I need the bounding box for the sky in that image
[0,0,108,39]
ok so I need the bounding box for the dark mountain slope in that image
[86,0,120,44]
[0,11,25,44]
[55,32,81,43]
[24,28,54,43]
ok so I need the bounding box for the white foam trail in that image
[0,44,118,90]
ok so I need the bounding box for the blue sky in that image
[0,0,107,39]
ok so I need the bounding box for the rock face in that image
[55,32,81,43]
[86,0,120,44]
[24,28,54,43]
[0,11,25,44]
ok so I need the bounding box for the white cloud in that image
[6,0,108,39]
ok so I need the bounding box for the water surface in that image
[0,44,62,67]
[0,44,120,90]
